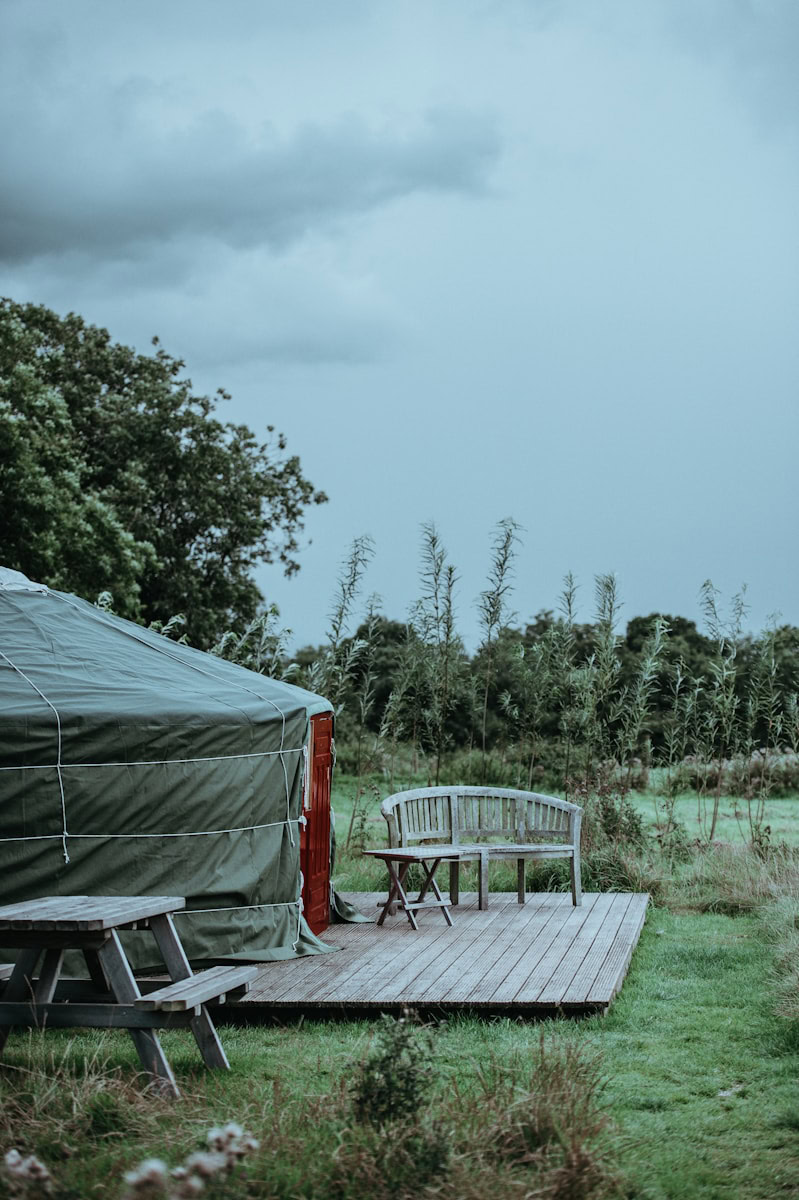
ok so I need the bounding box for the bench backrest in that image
[381,786,581,849]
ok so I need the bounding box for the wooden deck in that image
[236,891,649,1018]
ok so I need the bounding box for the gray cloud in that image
[1,98,501,264]
[662,0,799,129]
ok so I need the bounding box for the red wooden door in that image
[300,711,332,935]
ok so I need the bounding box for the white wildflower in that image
[121,1157,169,1198]
[3,1148,53,1193]
[183,1152,226,1179]
[205,1127,225,1150]
[171,1175,205,1199]
[206,1122,259,1164]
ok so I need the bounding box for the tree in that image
[0,299,326,645]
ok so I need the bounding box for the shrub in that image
[349,1012,436,1127]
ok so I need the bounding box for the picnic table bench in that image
[0,896,256,1097]
[381,786,583,912]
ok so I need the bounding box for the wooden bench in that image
[381,786,583,910]
[135,966,255,1011]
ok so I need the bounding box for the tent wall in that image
[0,586,334,967]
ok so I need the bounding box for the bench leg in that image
[449,860,460,906]
[517,858,526,904]
[570,854,583,906]
[98,931,180,1097]
[149,913,230,1070]
[478,851,489,911]
[0,948,42,1054]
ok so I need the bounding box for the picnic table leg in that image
[33,949,64,1004]
[83,948,110,993]
[0,948,42,1054]
[98,930,180,1098]
[149,913,229,1071]
[478,850,489,911]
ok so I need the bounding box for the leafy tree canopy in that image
[0,298,326,646]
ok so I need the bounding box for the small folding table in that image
[364,847,460,930]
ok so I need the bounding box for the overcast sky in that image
[2,0,797,648]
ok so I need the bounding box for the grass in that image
[628,789,799,848]
[2,783,799,1198]
[1,909,798,1198]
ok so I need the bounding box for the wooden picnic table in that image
[0,896,256,1097]
[363,847,460,930]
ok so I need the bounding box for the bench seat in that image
[381,787,583,909]
[135,965,257,1012]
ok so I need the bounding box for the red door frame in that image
[299,712,332,935]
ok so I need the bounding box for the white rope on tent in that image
[178,896,307,951]
[0,817,301,844]
[0,650,70,863]
[179,900,301,914]
[179,886,306,950]
[0,747,305,771]
[50,593,305,848]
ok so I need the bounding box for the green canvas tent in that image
[0,568,334,967]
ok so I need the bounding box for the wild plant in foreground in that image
[759,896,799,1033]
[450,1036,625,1200]
[2,1149,53,1197]
[122,1123,259,1200]
[349,1010,436,1127]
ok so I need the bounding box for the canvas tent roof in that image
[0,569,333,965]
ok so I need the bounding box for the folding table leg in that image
[0,948,42,1054]
[98,931,179,1098]
[377,861,418,930]
[424,864,454,927]
[149,913,229,1070]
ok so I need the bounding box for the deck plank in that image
[559,894,633,1005]
[464,894,567,1003]
[532,892,618,1004]
[327,895,505,1005]
[369,897,516,1004]
[585,893,649,1005]
[487,894,598,1004]
[233,892,647,1014]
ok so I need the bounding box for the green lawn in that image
[1,910,798,1198]
[629,790,799,847]
[2,782,798,1198]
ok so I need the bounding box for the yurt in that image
[0,568,336,967]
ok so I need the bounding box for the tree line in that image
[3,301,797,838]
